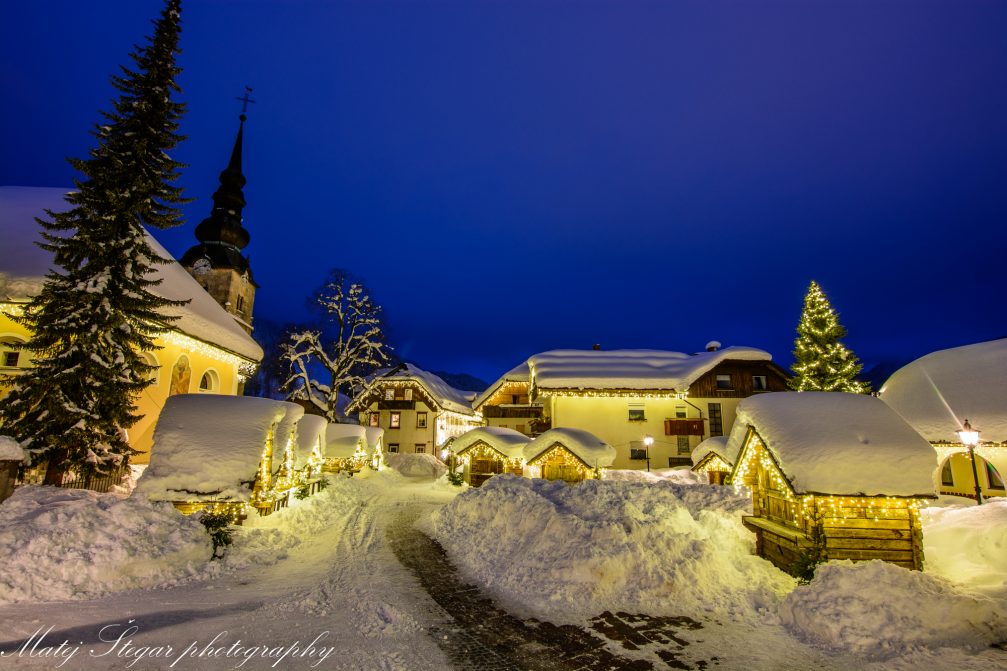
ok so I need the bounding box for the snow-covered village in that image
[1,1,1006,670]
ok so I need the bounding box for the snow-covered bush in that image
[425,475,794,622]
[779,560,1007,657]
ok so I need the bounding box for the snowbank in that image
[425,476,793,622]
[779,560,1007,657]
[922,499,1007,595]
[0,435,25,461]
[729,392,938,497]
[602,468,702,484]
[386,453,447,478]
[0,486,212,604]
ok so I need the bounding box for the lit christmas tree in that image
[788,280,870,393]
[0,0,187,483]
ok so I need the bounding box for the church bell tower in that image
[181,100,257,335]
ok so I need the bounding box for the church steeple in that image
[181,92,258,335]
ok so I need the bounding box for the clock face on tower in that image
[192,257,212,276]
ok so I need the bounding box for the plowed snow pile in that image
[779,560,1007,657]
[0,486,212,604]
[386,453,447,478]
[922,498,1007,595]
[425,475,794,621]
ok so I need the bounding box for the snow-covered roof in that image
[472,362,530,409]
[274,402,305,464]
[363,426,384,452]
[0,435,25,461]
[325,423,367,459]
[448,427,530,459]
[355,363,478,415]
[294,414,328,469]
[137,395,300,501]
[0,186,262,362]
[523,427,617,469]
[527,347,772,391]
[729,392,937,497]
[691,436,733,468]
[879,339,1007,444]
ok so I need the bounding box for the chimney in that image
[592,343,601,351]
[705,341,721,352]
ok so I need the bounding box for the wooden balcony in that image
[483,405,544,419]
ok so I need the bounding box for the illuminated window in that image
[988,462,1005,490]
[708,403,723,436]
[384,388,394,401]
[390,412,401,429]
[628,404,646,421]
[753,375,768,391]
[940,460,954,487]
[404,388,413,401]
[716,375,733,390]
[416,412,428,428]
[368,412,380,427]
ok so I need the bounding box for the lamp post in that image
[957,418,983,505]
[643,435,653,472]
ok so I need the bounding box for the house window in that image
[677,435,690,455]
[629,441,647,460]
[987,462,1005,490]
[3,351,19,368]
[384,388,394,401]
[628,404,646,421]
[388,443,399,453]
[708,403,723,436]
[415,444,426,454]
[716,374,733,390]
[198,370,219,393]
[390,412,401,429]
[416,412,428,428]
[404,388,413,401]
[753,375,768,391]
[940,460,954,487]
[675,406,687,419]
[368,412,380,427]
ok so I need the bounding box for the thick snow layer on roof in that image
[0,435,25,461]
[448,427,530,459]
[879,339,1007,443]
[731,392,937,497]
[363,426,383,452]
[691,436,733,467]
[524,427,616,468]
[473,362,530,408]
[274,403,305,464]
[295,415,328,469]
[0,186,262,362]
[374,363,477,414]
[528,346,771,391]
[325,423,367,459]
[137,394,298,501]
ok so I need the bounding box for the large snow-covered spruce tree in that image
[0,0,187,482]
[281,269,391,421]
[789,280,870,393]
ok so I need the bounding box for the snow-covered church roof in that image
[352,363,478,415]
[448,426,529,459]
[879,339,1007,444]
[527,347,773,391]
[0,186,262,362]
[523,427,616,469]
[728,392,937,498]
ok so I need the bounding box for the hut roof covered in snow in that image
[448,427,530,459]
[472,363,531,409]
[879,339,1007,444]
[527,347,772,391]
[350,363,478,415]
[295,415,328,468]
[0,186,262,363]
[325,423,368,459]
[729,392,937,498]
[691,436,733,468]
[138,395,300,501]
[523,427,616,468]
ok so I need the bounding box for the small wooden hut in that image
[691,436,735,485]
[727,392,937,573]
[0,435,25,503]
[137,395,306,521]
[523,428,616,483]
[295,414,327,493]
[364,427,385,470]
[324,423,370,473]
[448,427,529,486]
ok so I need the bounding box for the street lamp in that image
[643,435,653,473]
[957,418,983,505]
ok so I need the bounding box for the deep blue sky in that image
[2,1,1005,384]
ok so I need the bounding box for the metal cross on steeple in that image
[236,86,256,119]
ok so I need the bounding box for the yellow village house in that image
[0,186,263,462]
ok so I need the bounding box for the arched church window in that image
[199,369,220,393]
[1,336,28,369]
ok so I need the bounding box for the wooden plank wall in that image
[821,502,923,570]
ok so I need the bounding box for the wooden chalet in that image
[728,392,938,573]
[523,428,616,483]
[473,364,547,436]
[447,427,528,486]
